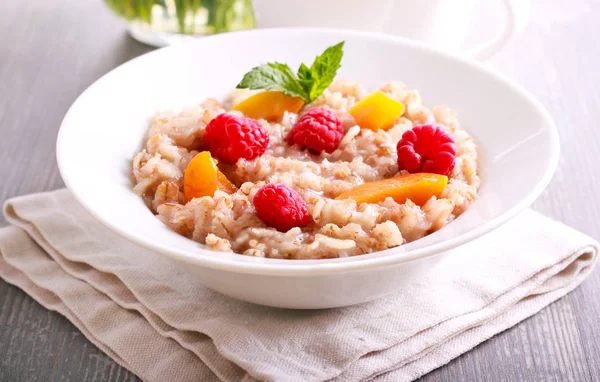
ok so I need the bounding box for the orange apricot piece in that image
[183,151,237,202]
[232,91,304,122]
[348,91,405,131]
[335,173,448,205]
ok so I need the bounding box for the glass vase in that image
[104,0,256,47]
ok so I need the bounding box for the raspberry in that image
[286,107,343,154]
[396,124,456,176]
[253,184,310,232]
[204,113,269,164]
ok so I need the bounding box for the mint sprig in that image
[236,41,345,104]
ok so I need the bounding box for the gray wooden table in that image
[1,0,599,381]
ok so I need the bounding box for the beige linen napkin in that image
[0,189,598,382]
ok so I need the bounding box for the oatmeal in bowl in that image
[132,42,480,260]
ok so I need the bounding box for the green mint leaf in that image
[306,41,344,102]
[237,62,308,101]
[236,42,345,105]
[297,63,314,96]
[297,63,312,80]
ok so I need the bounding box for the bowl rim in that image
[56,27,560,276]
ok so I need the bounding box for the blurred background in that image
[102,0,531,57]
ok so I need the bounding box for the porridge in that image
[132,42,480,259]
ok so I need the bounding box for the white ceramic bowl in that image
[56,28,559,309]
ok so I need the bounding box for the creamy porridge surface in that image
[132,80,480,259]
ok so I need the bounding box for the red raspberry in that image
[286,107,343,154]
[253,184,310,232]
[397,124,456,176]
[204,113,269,164]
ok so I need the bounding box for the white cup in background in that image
[251,0,531,60]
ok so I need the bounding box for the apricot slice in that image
[232,91,304,121]
[348,91,405,131]
[335,173,447,205]
[183,151,237,202]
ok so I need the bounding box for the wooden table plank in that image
[1,0,599,381]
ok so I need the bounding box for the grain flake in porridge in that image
[132,42,480,260]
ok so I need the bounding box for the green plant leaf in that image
[306,41,344,102]
[236,42,345,104]
[297,63,313,96]
[237,62,309,101]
